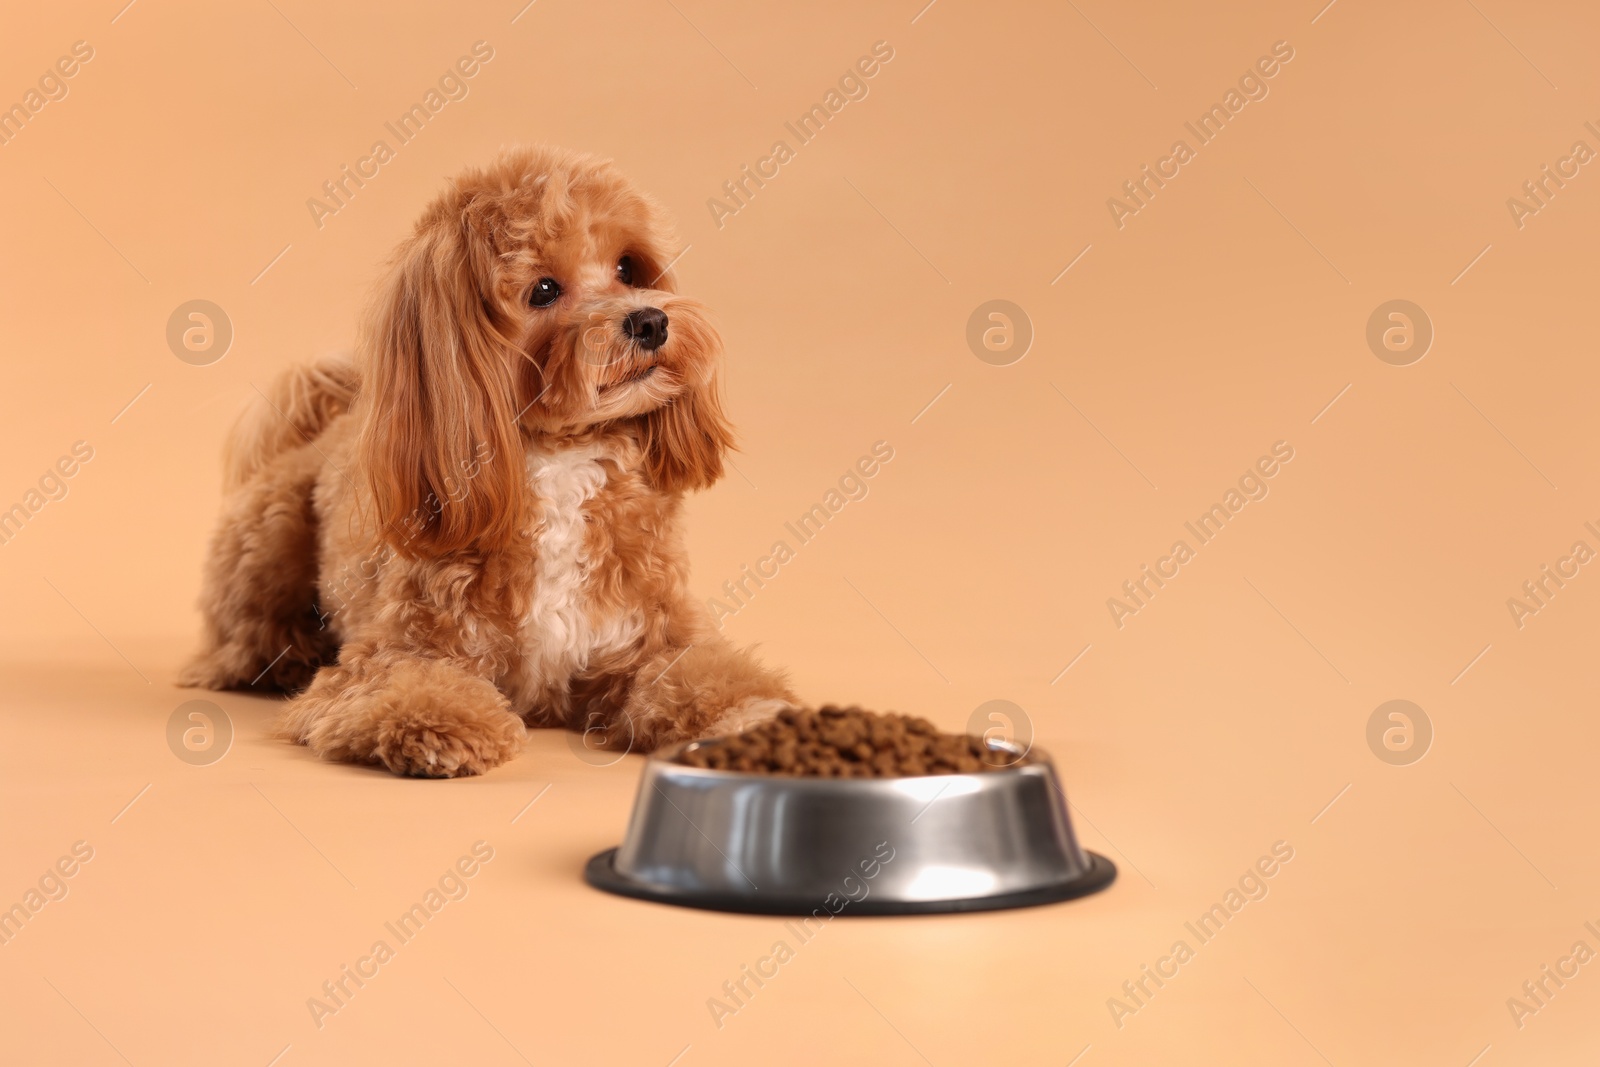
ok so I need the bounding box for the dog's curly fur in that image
[181,146,796,777]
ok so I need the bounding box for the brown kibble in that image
[679,706,1026,778]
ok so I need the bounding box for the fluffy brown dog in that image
[181,146,797,776]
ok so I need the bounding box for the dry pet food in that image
[679,705,1022,777]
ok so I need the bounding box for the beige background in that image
[2,0,1598,1063]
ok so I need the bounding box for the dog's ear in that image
[357,219,525,558]
[641,373,735,493]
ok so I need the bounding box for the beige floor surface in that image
[2,630,1597,1066]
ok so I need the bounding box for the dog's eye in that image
[616,256,634,286]
[529,278,562,307]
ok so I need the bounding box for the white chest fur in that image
[519,442,644,691]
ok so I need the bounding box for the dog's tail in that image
[224,356,359,491]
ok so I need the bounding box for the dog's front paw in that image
[287,658,526,778]
[371,703,526,778]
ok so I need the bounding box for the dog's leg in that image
[283,649,526,777]
[179,445,333,693]
[608,639,798,753]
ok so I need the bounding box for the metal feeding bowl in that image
[584,736,1115,915]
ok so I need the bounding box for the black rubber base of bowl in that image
[583,848,1117,916]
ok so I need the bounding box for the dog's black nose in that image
[623,307,668,351]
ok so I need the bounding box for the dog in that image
[180,146,797,777]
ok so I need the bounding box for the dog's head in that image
[357,146,732,557]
